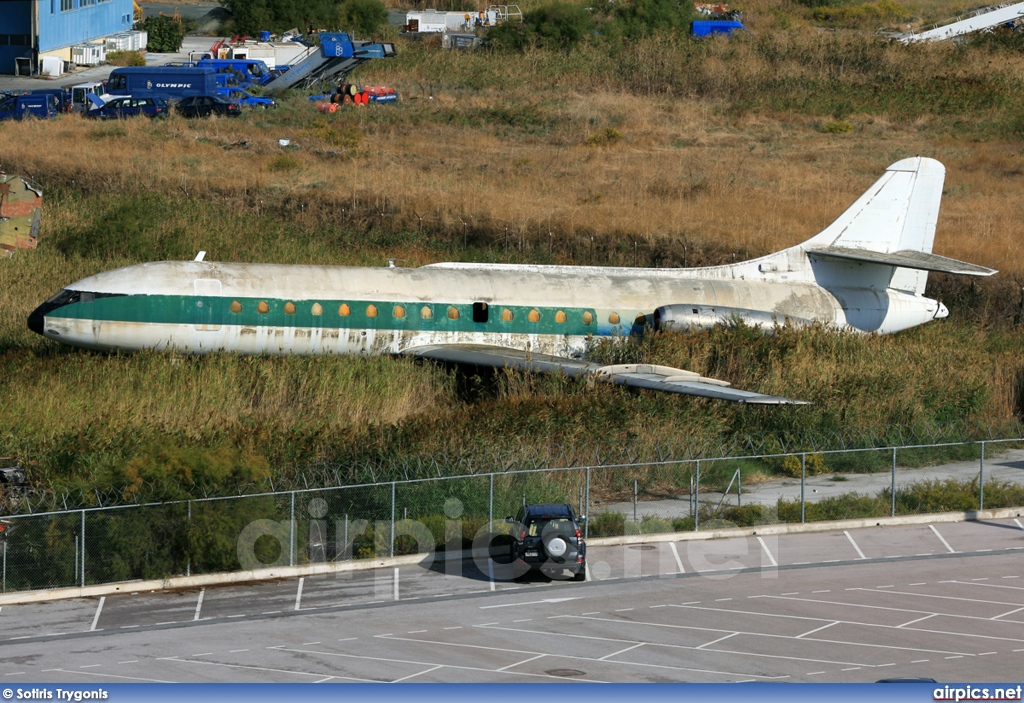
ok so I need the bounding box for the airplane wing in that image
[402,344,809,405]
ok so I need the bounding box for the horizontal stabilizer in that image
[807,246,996,277]
[404,345,809,405]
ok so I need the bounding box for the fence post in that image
[187,500,192,578]
[891,447,897,518]
[584,467,590,539]
[694,461,700,532]
[633,480,638,523]
[289,491,295,567]
[489,474,494,527]
[980,441,986,511]
[800,454,806,524]
[2,537,6,593]
[80,509,86,588]
[390,482,396,559]
[738,471,742,508]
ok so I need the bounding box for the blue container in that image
[259,31,271,42]
[691,20,745,37]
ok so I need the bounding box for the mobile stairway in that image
[898,0,1024,42]
[262,32,395,94]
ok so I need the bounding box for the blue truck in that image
[196,58,277,87]
[106,66,220,100]
[0,93,59,121]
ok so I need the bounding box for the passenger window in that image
[257,301,269,314]
[420,305,432,319]
[230,301,242,313]
[635,313,647,326]
[284,302,296,315]
[448,306,459,320]
[501,309,514,322]
[311,303,323,316]
[339,304,351,317]
[394,305,406,319]
[366,304,378,318]
[528,309,540,323]
[472,302,488,323]
[609,312,620,325]
[555,310,567,323]
[582,311,594,325]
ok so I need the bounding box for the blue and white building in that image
[0,0,134,75]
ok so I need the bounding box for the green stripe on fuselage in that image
[50,295,637,336]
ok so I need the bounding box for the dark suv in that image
[508,504,587,581]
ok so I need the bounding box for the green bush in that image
[588,511,626,537]
[140,16,185,53]
[334,0,389,37]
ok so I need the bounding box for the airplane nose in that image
[935,302,949,319]
[27,304,45,335]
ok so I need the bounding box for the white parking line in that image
[929,525,956,553]
[90,597,105,632]
[498,653,547,670]
[669,542,685,574]
[844,531,867,559]
[393,665,444,682]
[1015,519,1024,531]
[394,568,400,601]
[991,606,1024,620]
[194,589,204,621]
[697,633,738,650]
[488,558,495,592]
[898,614,937,628]
[295,577,304,611]
[797,622,839,639]
[757,536,778,567]
[600,643,645,660]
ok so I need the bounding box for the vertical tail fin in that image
[802,157,946,294]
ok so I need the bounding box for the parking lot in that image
[0,518,1022,682]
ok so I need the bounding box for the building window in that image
[61,0,73,12]
[80,0,96,6]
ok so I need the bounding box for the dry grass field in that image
[3,0,1024,496]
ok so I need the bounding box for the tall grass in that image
[4,18,1024,493]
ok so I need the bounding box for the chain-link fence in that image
[2,438,1023,594]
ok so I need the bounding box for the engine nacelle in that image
[652,304,815,333]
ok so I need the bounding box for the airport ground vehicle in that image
[0,93,58,121]
[175,95,241,118]
[70,82,106,112]
[197,58,276,86]
[213,87,275,108]
[85,96,169,120]
[508,504,587,581]
[106,66,219,101]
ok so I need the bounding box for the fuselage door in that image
[194,278,222,331]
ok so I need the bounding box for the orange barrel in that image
[328,103,338,113]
